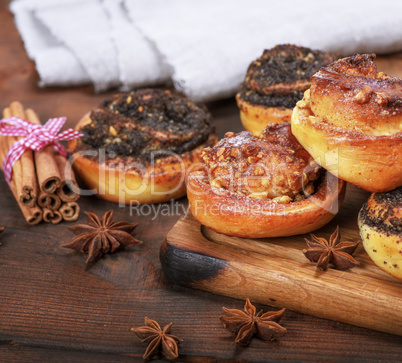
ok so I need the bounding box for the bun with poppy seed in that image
[187,123,346,238]
[358,187,402,280]
[68,88,217,204]
[236,44,335,131]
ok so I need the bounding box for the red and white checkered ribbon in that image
[0,116,83,183]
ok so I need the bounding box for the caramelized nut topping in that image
[252,130,263,139]
[210,178,222,188]
[249,191,268,199]
[224,131,235,138]
[273,195,291,203]
[254,166,265,176]
[248,156,259,164]
[201,123,320,201]
[303,183,315,196]
[376,92,391,106]
[355,85,373,104]
[261,178,270,187]
[230,147,240,158]
[377,71,391,80]
[242,144,258,156]
[238,162,248,172]
[109,126,117,136]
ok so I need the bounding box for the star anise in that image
[62,210,142,265]
[303,226,360,271]
[220,298,287,346]
[131,317,183,360]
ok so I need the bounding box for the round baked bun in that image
[187,123,346,238]
[236,44,335,131]
[358,187,402,280]
[68,88,217,204]
[292,54,402,193]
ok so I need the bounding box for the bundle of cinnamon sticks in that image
[0,102,80,224]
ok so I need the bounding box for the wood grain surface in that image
[161,184,402,336]
[0,1,402,362]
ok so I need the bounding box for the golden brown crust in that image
[236,94,292,131]
[292,54,402,192]
[68,94,217,205]
[358,187,402,280]
[310,53,402,135]
[187,170,346,238]
[187,123,346,238]
[292,91,402,192]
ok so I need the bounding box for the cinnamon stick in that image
[59,202,80,222]
[43,208,63,224]
[25,108,61,194]
[9,179,43,224]
[0,139,42,225]
[1,103,37,207]
[55,154,80,202]
[38,191,62,211]
[1,101,81,224]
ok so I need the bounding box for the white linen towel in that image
[10,0,402,101]
[102,0,171,91]
[10,0,91,87]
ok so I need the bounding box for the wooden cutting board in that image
[160,184,402,336]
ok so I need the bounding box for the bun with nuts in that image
[68,88,217,204]
[358,187,402,280]
[236,44,335,131]
[187,123,346,238]
[291,53,402,192]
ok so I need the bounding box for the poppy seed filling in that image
[79,88,214,161]
[239,44,335,108]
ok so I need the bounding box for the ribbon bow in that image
[0,116,83,183]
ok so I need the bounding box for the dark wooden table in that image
[1,2,401,362]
